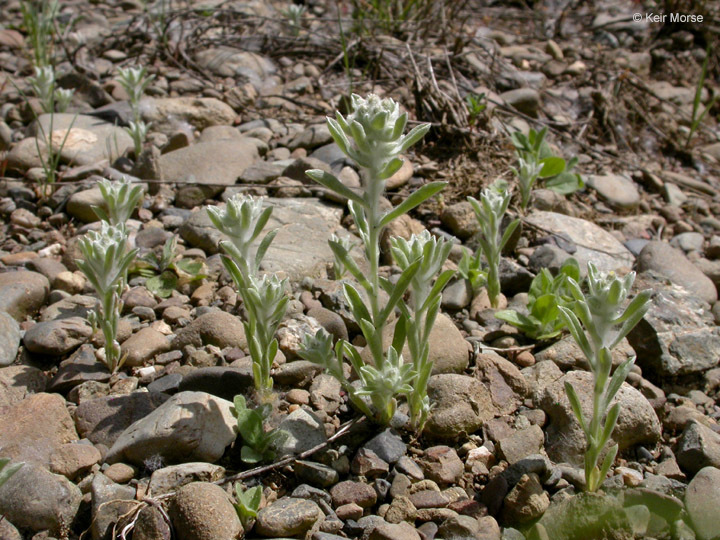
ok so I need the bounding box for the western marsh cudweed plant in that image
[465,179,520,309]
[301,93,446,425]
[117,66,154,156]
[29,66,73,114]
[390,230,454,428]
[94,176,145,226]
[558,263,651,492]
[20,0,59,67]
[207,195,288,400]
[76,222,138,373]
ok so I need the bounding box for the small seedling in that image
[281,3,306,36]
[234,484,262,529]
[232,395,288,464]
[94,176,145,226]
[465,92,487,127]
[686,43,718,148]
[76,222,137,373]
[117,66,154,155]
[510,127,583,210]
[132,236,206,298]
[20,0,59,67]
[496,257,580,340]
[558,263,651,492]
[466,179,520,308]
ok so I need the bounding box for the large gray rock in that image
[67,187,105,223]
[424,374,494,440]
[587,173,640,209]
[23,316,93,356]
[628,273,720,377]
[539,370,661,465]
[475,352,529,417]
[637,241,717,303]
[105,391,236,466]
[41,294,97,321]
[180,198,347,281]
[685,466,720,540]
[0,311,21,366]
[0,463,82,535]
[524,211,634,272]
[90,472,137,540]
[169,482,243,540]
[274,407,327,457]
[0,270,50,321]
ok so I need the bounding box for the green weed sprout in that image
[465,92,487,127]
[281,3,306,36]
[207,195,288,400]
[496,257,579,341]
[558,263,651,492]
[232,395,288,464]
[302,93,444,425]
[117,66,154,155]
[94,176,145,225]
[234,483,262,529]
[20,0,59,67]
[686,43,718,148]
[390,230,454,429]
[467,180,520,308]
[126,120,149,157]
[0,458,23,488]
[76,223,138,373]
[132,236,206,298]
[510,127,583,211]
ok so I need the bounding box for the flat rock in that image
[255,497,322,537]
[74,392,170,447]
[48,344,112,393]
[177,366,254,401]
[0,392,79,468]
[424,374,494,440]
[0,462,82,536]
[0,364,47,407]
[0,311,21,366]
[67,186,104,223]
[637,241,717,303]
[105,391,237,466]
[195,47,276,87]
[524,211,634,272]
[501,88,540,117]
[23,316,93,356]
[171,311,247,351]
[142,97,237,132]
[475,352,529,416]
[684,466,720,540]
[0,270,50,321]
[169,482,242,540]
[628,273,720,377]
[539,370,661,465]
[30,113,133,166]
[41,294,97,321]
[677,421,720,474]
[274,407,327,457]
[587,174,640,209]
[180,198,346,281]
[148,462,225,496]
[49,442,101,480]
[121,327,171,367]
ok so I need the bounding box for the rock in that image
[0,365,47,407]
[524,211,634,272]
[386,158,414,190]
[23,316,93,356]
[0,520,21,540]
[0,270,50,321]
[67,186,105,222]
[178,366,254,401]
[169,482,242,540]
[363,429,407,465]
[0,393,79,468]
[418,446,464,485]
[289,124,333,151]
[627,274,720,377]
[671,232,705,253]
[29,113,133,166]
[522,361,564,403]
[351,448,390,477]
[0,311,21,366]
[501,88,540,117]
[121,327,171,367]
[369,521,421,540]
[180,198,347,281]
[535,336,635,372]
[239,160,286,184]
[307,306,349,342]
[539,371,661,465]
[104,463,136,484]
[274,407,327,457]
[41,294,97,321]
[159,139,259,205]
[48,344,112,393]
[442,279,473,310]
[498,426,545,465]
[142,97,237,133]
[255,497,322,537]
[172,311,247,351]
[49,442,101,480]
[684,466,720,540]
[475,352,529,416]
[501,473,549,525]
[106,391,236,466]
[195,47,276,87]
[587,174,640,209]
[331,480,377,508]
[637,241,717,303]
[133,505,172,540]
[424,374,494,440]
[149,463,225,496]
[75,392,170,447]
[676,421,720,474]
[0,463,82,535]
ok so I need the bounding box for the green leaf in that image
[343,283,371,325]
[499,219,520,252]
[174,259,203,276]
[420,269,455,312]
[565,381,587,434]
[236,409,264,446]
[0,459,23,487]
[145,271,177,298]
[602,356,635,412]
[596,444,619,490]
[600,403,621,449]
[391,314,408,354]
[377,259,420,327]
[378,157,404,180]
[306,169,365,206]
[495,309,539,335]
[329,240,370,290]
[255,229,278,270]
[539,156,566,178]
[398,123,430,153]
[379,182,447,228]
[241,445,263,464]
[546,171,584,194]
